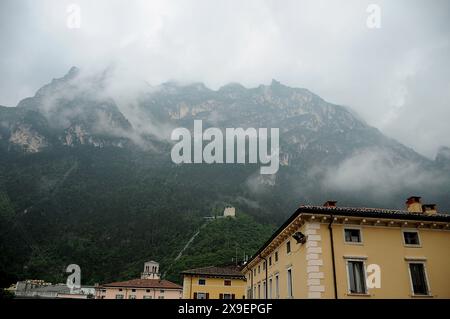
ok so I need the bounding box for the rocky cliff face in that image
[8,124,47,153]
[137,78,428,172]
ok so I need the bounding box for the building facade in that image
[96,261,182,299]
[182,266,246,299]
[95,279,182,299]
[242,198,450,299]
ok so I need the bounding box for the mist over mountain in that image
[0,68,449,285]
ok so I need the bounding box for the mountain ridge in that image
[4,67,445,161]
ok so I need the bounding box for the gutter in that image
[328,214,338,299]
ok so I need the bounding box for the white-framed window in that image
[344,227,363,244]
[158,296,164,299]
[196,292,207,299]
[263,280,266,299]
[115,294,124,299]
[287,268,293,298]
[198,279,206,285]
[275,251,279,262]
[143,295,152,299]
[129,295,136,299]
[346,260,367,294]
[257,283,261,299]
[403,230,421,247]
[275,274,280,299]
[286,240,291,254]
[268,278,273,299]
[408,262,430,296]
[222,293,233,299]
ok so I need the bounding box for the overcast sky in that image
[0,0,449,158]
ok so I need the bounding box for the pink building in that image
[96,261,182,299]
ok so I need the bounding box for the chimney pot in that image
[406,196,422,213]
[422,204,437,215]
[323,201,337,208]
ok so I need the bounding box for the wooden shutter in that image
[193,292,197,299]
[206,293,210,299]
[232,294,235,299]
[219,293,223,299]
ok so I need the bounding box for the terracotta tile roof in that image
[181,266,245,279]
[102,279,182,290]
[299,205,450,221]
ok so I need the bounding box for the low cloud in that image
[321,148,444,197]
[245,171,276,194]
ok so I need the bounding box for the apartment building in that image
[182,266,246,299]
[241,197,450,299]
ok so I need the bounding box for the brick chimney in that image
[406,196,422,213]
[422,204,437,215]
[323,201,337,208]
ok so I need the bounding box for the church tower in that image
[141,261,161,280]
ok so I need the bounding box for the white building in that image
[223,206,236,218]
[141,260,160,279]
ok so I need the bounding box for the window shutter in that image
[206,293,210,299]
[193,292,197,299]
[232,294,235,299]
[219,293,223,299]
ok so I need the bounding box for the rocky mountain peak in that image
[64,66,80,79]
[270,79,282,87]
[1,67,134,152]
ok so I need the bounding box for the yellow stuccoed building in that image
[242,197,450,299]
[182,266,246,299]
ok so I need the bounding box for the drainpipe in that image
[258,255,268,299]
[328,214,338,299]
[250,266,254,299]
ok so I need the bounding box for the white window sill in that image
[346,293,371,297]
[344,241,363,245]
[411,294,433,298]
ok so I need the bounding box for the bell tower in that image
[141,261,160,280]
